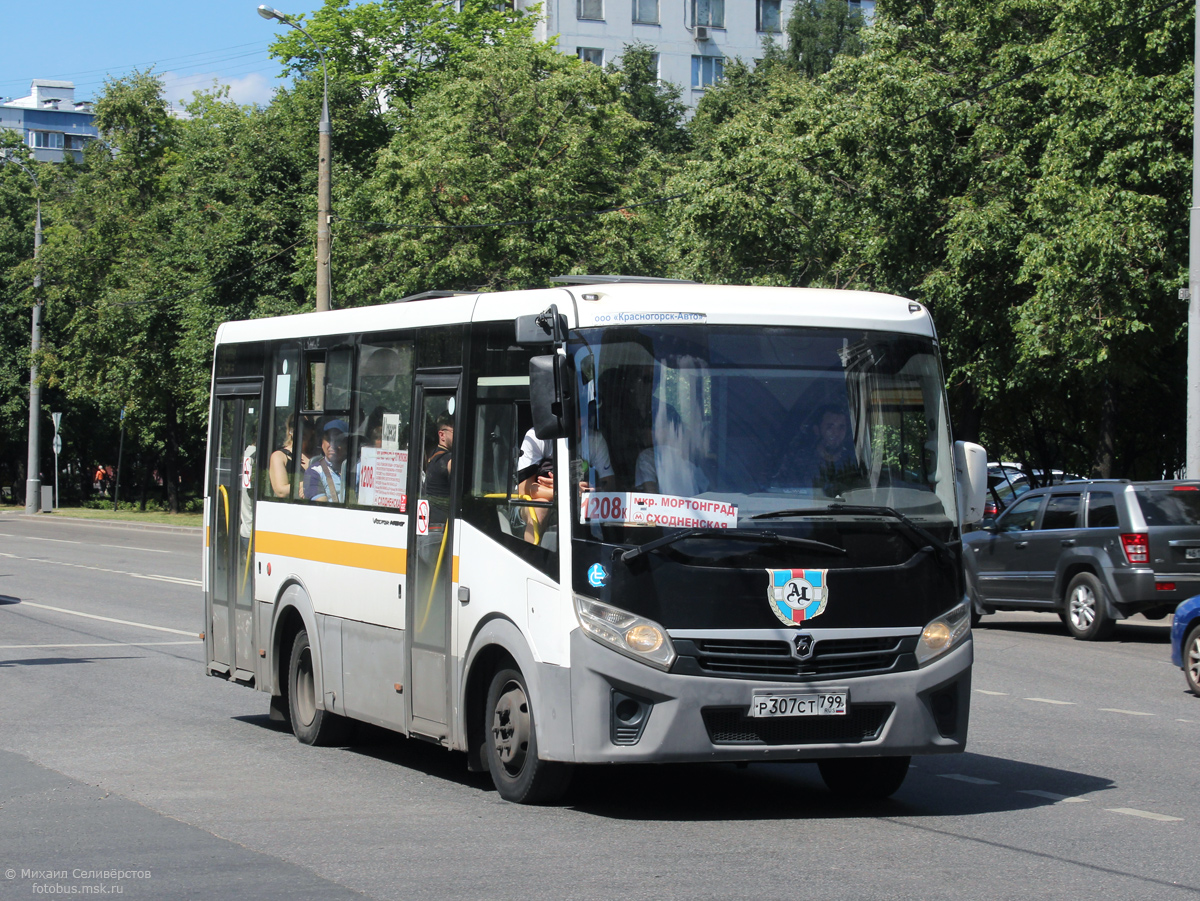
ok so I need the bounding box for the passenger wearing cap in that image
[304,418,350,503]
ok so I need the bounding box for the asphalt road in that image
[1,513,1197,900]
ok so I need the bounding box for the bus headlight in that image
[915,600,971,666]
[574,595,676,671]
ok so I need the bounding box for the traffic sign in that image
[52,435,62,455]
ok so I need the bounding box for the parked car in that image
[964,480,1200,640]
[984,466,1031,518]
[1171,595,1200,696]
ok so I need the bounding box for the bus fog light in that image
[574,595,676,671]
[916,601,971,666]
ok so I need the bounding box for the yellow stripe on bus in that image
[255,531,408,575]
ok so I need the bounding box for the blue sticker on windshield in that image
[587,563,608,588]
[767,569,829,625]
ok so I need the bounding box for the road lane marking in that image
[14,601,198,636]
[1098,708,1154,716]
[1105,808,1182,822]
[0,641,199,648]
[1178,718,1196,723]
[938,774,999,785]
[1025,698,1075,705]
[0,551,200,586]
[0,533,172,554]
[1018,790,1088,803]
[975,690,1008,696]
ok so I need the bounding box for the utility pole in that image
[259,5,332,312]
[1189,0,1200,477]
[1,153,44,513]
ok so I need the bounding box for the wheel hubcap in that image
[1188,637,1200,689]
[295,646,316,727]
[1069,585,1096,630]
[491,680,531,776]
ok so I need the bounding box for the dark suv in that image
[964,480,1200,640]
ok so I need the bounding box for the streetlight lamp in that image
[0,152,44,514]
[258,4,332,312]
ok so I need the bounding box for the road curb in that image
[0,511,202,535]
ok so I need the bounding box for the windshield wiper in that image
[750,504,951,562]
[619,528,847,564]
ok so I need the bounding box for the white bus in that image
[203,278,988,803]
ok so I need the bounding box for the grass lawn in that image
[17,506,204,528]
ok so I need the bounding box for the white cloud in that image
[159,70,279,110]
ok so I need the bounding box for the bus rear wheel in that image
[818,756,910,800]
[287,630,347,746]
[484,667,572,804]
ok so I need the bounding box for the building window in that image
[577,0,603,20]
[577,47,604,65]
[649,52,661,79]
[691,55,724,89]
[28,131,64,150]
[757,0,782,32]
[64,135,90,150]
[693,0,724,28]
[633,0,659,24]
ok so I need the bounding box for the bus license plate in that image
[749,692,848,718]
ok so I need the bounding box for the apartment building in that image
[0,80,98,163]
[531,0,876,108]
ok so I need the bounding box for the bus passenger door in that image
[207,387,261,685]
[406,377,460,737]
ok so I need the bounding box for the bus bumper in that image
[562,629,972,764]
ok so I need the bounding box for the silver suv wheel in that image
[1062,572,1115,641]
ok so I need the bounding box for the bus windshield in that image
[569,325,957,542]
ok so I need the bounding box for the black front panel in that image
[574,531,962,631]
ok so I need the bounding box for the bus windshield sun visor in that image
[619,528,847,564]
[750,504,951,563]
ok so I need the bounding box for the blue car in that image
[1171,595,1200,696]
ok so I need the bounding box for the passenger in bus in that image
[269,414,314,499]
[304,418,350,503]
[517,417,615,544]
[773,404,859,492]
[516,428,556,545]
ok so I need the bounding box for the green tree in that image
[607,42,690,155]
[785,0,866,78]
[669,0,1192,478]
[267,0,535,112]
[338,39,673,299]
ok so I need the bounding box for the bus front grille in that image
[674,636,916,681]
[701,704,894,745]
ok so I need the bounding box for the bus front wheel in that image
[818,756,910,800]
[484,667,572,804]
[287,630,347,746]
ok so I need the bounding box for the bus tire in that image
[287,629,347,746]
[484,667,572,804]
[818,756,910,800]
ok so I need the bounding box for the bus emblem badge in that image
[767,569,828,626]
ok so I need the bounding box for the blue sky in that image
[0,0,309,109]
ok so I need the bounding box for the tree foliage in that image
[0,0,1193,503]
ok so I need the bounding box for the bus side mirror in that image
[530,354,573,440]
[954,441,988,525]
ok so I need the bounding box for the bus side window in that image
[459,321,555,575]
[264,346,300,501]
[350,339,414,511]
[299,346,353,505]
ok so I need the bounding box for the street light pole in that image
[258,4,332,312]
[1189,1,1200,477]
[1,154,43,513]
